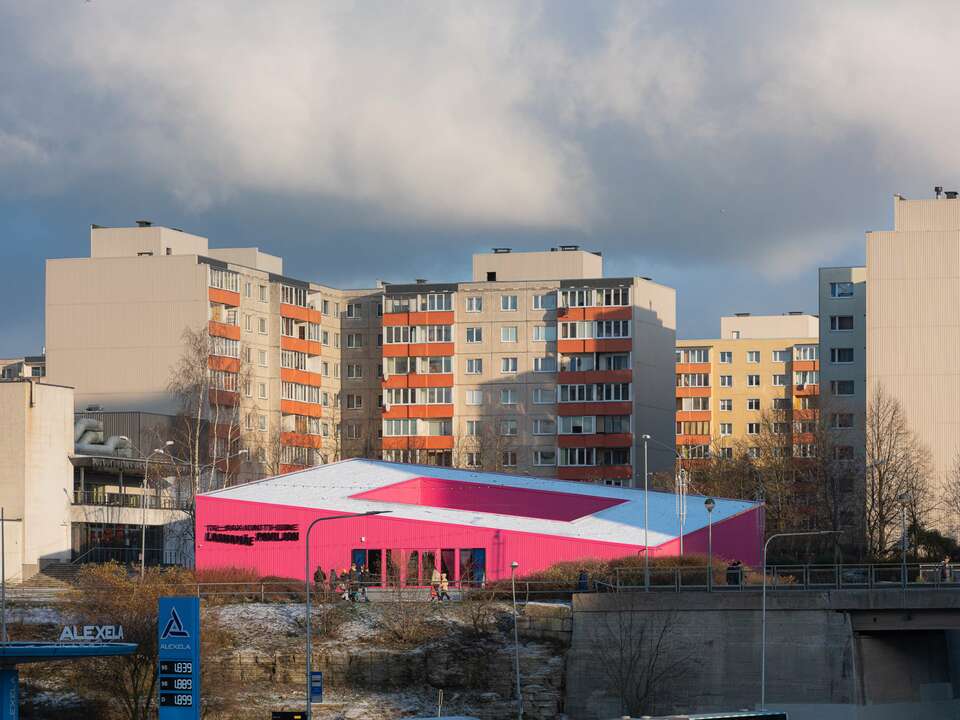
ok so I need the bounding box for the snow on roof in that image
[202,458,760,546]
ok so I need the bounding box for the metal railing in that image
[73,490,192,511]
[71,546,187,567]
[607,563,960,592]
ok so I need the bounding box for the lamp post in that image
[641,434,651,589]
[898,492,912,588]
[761,529,841,709]
[704,498,715,591]
[141,441,173,578]
[305,510,388,720]
[510,560,523,720]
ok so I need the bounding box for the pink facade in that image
[195,494,764,584]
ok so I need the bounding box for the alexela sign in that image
[59,624,125,642]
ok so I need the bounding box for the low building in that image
[195,458,763,583]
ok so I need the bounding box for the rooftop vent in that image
[90,223,103,230]
[559,244,580,251]
[135,220,152,227]
[788,311,804,315]
[492,247,512,254]
[85,404,103,412]
[935,186,944,198]
[947,191,959,200]
[735,312,751,317]
[415,278,428,284]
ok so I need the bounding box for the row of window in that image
[677,413,855,437]
[677,372,819,388]
[677,396,817,412]
[559,320,631,340]
[382,288,631,315]
[681,444,855,461]
[677,346,819,364]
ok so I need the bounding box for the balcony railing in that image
[71,545,190,567]
[73,491,192,512]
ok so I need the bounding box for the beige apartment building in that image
[676,314,820,462]
[867,192,960,531]
[46,225,677,486]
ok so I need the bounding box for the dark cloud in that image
[0,1,955,354]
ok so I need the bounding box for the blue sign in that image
[310,671,323,703]
[158,597,200,719]
[0,669,17,720]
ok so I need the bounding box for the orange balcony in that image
[676,434,711,445]
[208,321,241,341]
[792,359,819,372]
[794,384,819,397]
[382,343,455,357]
[675,362,711,374]
[280,368,322,387]
[208,287,240,307]
[557,369,631,384]
[208,389,239,407]
[381,436,454,451]
[281,336,322,356]
[382,373,454,389]
[676,387,711,398]
[280,303,322,324]
[557,401,632,417]
[793,432,816,444]
[556,465,632,482]
[208,356,240,373]
[381,311,455,326]
[793,408,818,421]
[280,399,322,418]
[557,339,632,354]
[675,410,711,422]
[558,433,633,448]
[281,432,325,449]
[558,307,632,322]
[279,463,306,475]
[382,404,454,419]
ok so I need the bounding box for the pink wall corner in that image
[652,506,764,567]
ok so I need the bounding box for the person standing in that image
[439,572,451,601]
[313,566,326,597]
[431,565,442,602]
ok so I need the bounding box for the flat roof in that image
[201,459,760,547]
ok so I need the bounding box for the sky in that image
[0,1,957,356]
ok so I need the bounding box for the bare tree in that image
[864,384,934,559]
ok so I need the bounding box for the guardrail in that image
[608,563,960,592]
[73,491,191,511]
[71,546,188,567]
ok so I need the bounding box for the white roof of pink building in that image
[203,459,761,546]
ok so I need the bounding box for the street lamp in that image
[141,441,174,578]
[510,560,523,720]
[640,434,651,589]
[704,498,715,591]
[898,492,913,588]
[305,510,389,720]
[760,529,841,709]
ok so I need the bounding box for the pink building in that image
[195,459,763,584]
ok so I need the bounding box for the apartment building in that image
[46,226,677,486]
[380,250,677,486]
[866,191,960,530]
[46,223,383,477]
[0,355,45,379]
[676,314,820,462]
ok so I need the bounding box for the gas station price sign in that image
[157,597,200,718]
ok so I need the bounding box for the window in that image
[677,421,709,436]
[795,345,818,361]
[747,447,761,459]
[243,282,251,298]
[466,296,483,313]
[466,358,483,374]
[532,387,554,404]
[830,315,854,331]
[346,394,363,410]
[465,452,481,468]
[680,445,710,460]
[501,326,518,343]
[532,293,557,310]
[384,326,412,344]
[532,418,556,435]
[502,451,518,467]
[259,285,268,302]
[500,419,518,436]
[211,337,240,358]
[466,327,483,343]
[559,416,595,434]
[243,314,252,332]
[346,363,363,379]
[598,287,630,306]
[466,390,483,405]
[211,370,239,391]
[559,289,592,308]
[720,423,732,436]
[534,356,557,372]
[345,302,363,318]
[257,382,267,399]
[594,320,630,338]
[501,357,518,374]
[209,268,240,292]
[596,415,629,433]
[831,281,854,298]
[415,356,453,375]
[676,373,710,387]
[559,447,595,466]
[464,420,482,437]
[500,389,518,405]
[747,375,760,387]
[258,349,267,367]
[719,351,732,364]
[334,333,340,348]
[773,422,790,435]
[420,294,452,311]
[245,413,254,431]
[831,380,855,396]
[747,423,760,435]
[677,348,709,364]
[794,420,815,434]
[794,444,816,458]
[772,350,789,362]
[747,398,760,410]
[720,375,733,387]
[532,325,557,342]
[831,348,854,363]
[597,353,629,370]
[678,396,709,411]
[773,398,791,410]
[383,419,418,437]
[719,399,732,411]
[258,415,267,431]
[534,449,557,466]
[258,317,268,335]
[500,295,518,311]
[772,374,787,386]
[747,351,760,363]
[559,321,592,339]
[346,333,363,348]
[282,382,321,404]
[321,299,330,315]
[281,285,308,307]
[794,370,819,386]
